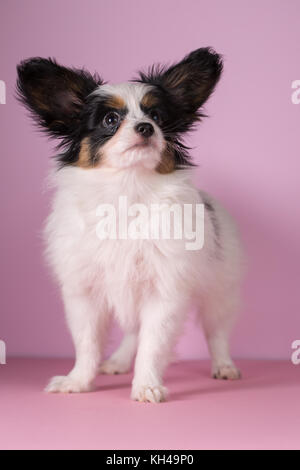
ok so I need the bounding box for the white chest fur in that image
[44,166,217,330]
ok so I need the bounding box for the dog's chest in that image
[47,169,203,324]
[79,196,162,282]
[74,199,171,326]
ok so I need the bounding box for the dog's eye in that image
[149,109,161,125]
[103,111,120,127]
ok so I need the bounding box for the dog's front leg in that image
[131,294,186,403]
[45,288,108,393]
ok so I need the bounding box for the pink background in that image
[0,0,299,361]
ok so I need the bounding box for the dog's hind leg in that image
[99,331,137,375]
[199,284,241,380]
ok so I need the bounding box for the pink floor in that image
[0,358,299,450]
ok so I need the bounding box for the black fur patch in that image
[139,87,195,168]
[136,47,223,168]
[83,94,128,166]
[16,57,104,166]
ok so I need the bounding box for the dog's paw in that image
[212,364,241,380]
[45,375,93,393]
[131,384,168,403]
[99,359,130,375]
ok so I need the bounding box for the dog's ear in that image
[16,57,103,138]
[138,47,223,128]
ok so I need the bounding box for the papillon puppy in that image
[17,48,243,403]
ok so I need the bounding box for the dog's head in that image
[16,48,223,173]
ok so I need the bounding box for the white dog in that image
[17,48,243,402]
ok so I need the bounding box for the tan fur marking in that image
[156,144,175,174]
[105,95,126,109]
[141,92,159,109]
[77,137,93,168]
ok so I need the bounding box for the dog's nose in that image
[135,122,154,138]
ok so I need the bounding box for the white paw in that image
[45,375,93,393]
[99,359,130,375]
[131,384,168,403]
[212,364,241,380]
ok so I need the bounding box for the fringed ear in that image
[16,57,103,139]
[138,47,223,128]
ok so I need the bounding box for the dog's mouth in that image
[126,138,154,153]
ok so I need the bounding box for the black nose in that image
[135,122,154,138]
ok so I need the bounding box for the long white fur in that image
[44,83,243,402]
